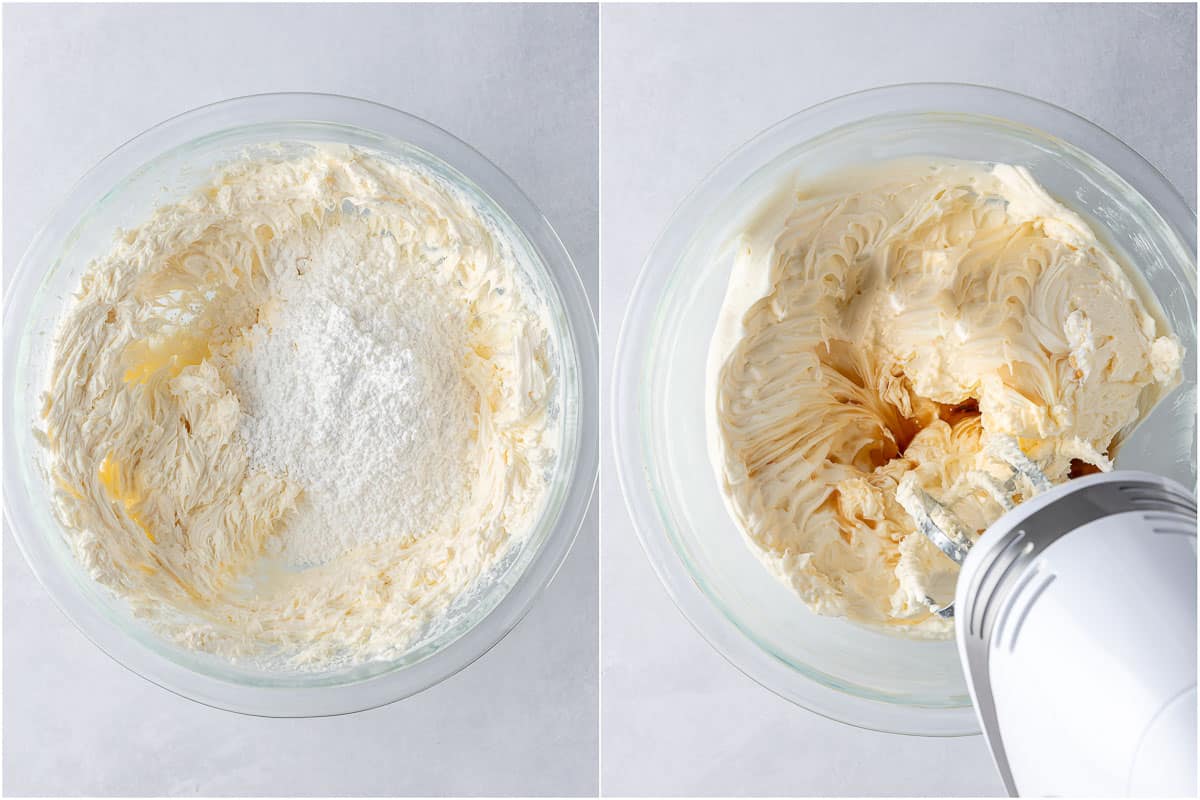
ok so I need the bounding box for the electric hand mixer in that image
[898,436,1197,797]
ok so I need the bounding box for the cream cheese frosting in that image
[707,158,1182,637]
[38,145,559,668]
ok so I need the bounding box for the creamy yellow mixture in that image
[39,145,559,668]
[707,159,1181,637]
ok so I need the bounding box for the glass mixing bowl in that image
[612,83,1196,735]
[4,93,599,716]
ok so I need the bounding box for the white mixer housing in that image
[955,470,1197,797]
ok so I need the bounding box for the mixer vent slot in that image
[1120,494,1195,513]
[989,558,1039,652]
[969,532,1031,639]
[1142,512,1197,539]
[1152,528,1197,539]
[1117,484,1197,514]
[1006,571,1056,653]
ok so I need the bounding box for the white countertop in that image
[2,4,598,796]
[599,3,1195,796]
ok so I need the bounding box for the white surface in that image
[600,3,1196,796]
[3,4,598,796]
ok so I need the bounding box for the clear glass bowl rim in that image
[611,82,1197,737]
[3,92,599,717]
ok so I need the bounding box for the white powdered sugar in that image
[231,224,477,567]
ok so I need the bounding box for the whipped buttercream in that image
[39,145,559,668]
[707,158,1181,637]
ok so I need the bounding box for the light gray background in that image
[3,3,598,796]
[601,3,1196,797]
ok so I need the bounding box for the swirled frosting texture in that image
[707,159,1181,637]
[39,146,559,668]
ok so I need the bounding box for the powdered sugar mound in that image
[231,224,477,567]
